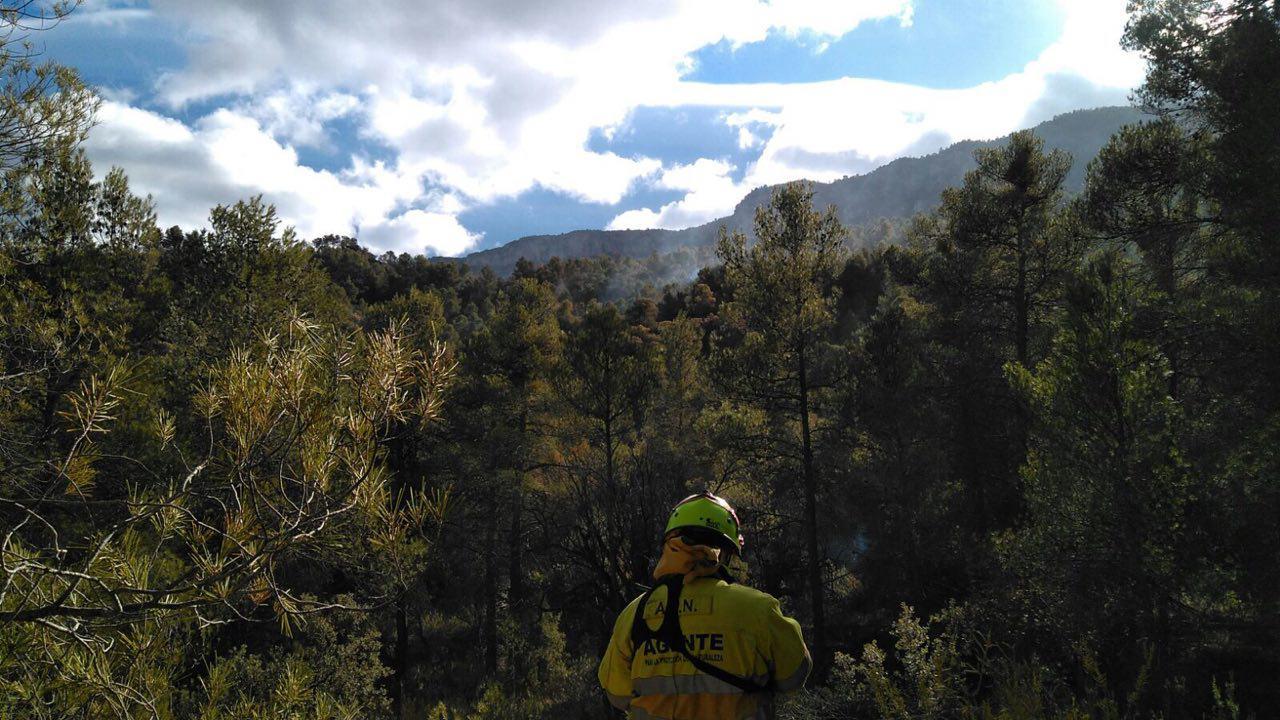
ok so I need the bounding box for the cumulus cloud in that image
[607,158,742,230]
[606,0,1143,232]
[79,0,1143,248]
[726,109,782,150]
[360,210,483,257]
[630,0,1145,208]
[81,0,915,252]
[85,101,479,255]
[242,89,361,148]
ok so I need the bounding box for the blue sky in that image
[56,0,1142,256]
[685,0,1065,87]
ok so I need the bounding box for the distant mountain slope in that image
[460,106,1148,275]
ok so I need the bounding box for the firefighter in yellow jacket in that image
[598,492,811,719]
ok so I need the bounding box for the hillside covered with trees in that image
[2,1,1279,718]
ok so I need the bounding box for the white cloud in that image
[763,0,914,37]
[80,0,1144,249]
[85,101,483,256]
[242,89,361,148]
[78,0,152,26]
[657,158,734,192]
[726,109,782,150]
[607,0,1144,232]
[360,210,483,257]
[646,0,1143,191]
[82,0,914,252]
[606,208,662,231]
[607,159,742,230]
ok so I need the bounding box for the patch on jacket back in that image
[642,595,713,619]
[639,632,726,659]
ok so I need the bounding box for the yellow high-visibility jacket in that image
[598,577,811,720]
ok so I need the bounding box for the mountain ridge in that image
[458,105,1149,275]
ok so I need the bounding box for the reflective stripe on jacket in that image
[598,577,811,720]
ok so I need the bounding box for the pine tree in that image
[715,181,848,671]
[1003,252,1202,713]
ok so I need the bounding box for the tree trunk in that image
[388,427,413,719]
[1155,237,1181,400]
[393,603,409,719]
[1015,233,1029,367]
[604,396,615,492]
[508,490,524,613]
[797,341,827,672]
[483,515,498,676]
[509,408,528,618]
[603,387,622,596]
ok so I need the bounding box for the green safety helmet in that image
[664,492,744,554]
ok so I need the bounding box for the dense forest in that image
[2,1,1278,718]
